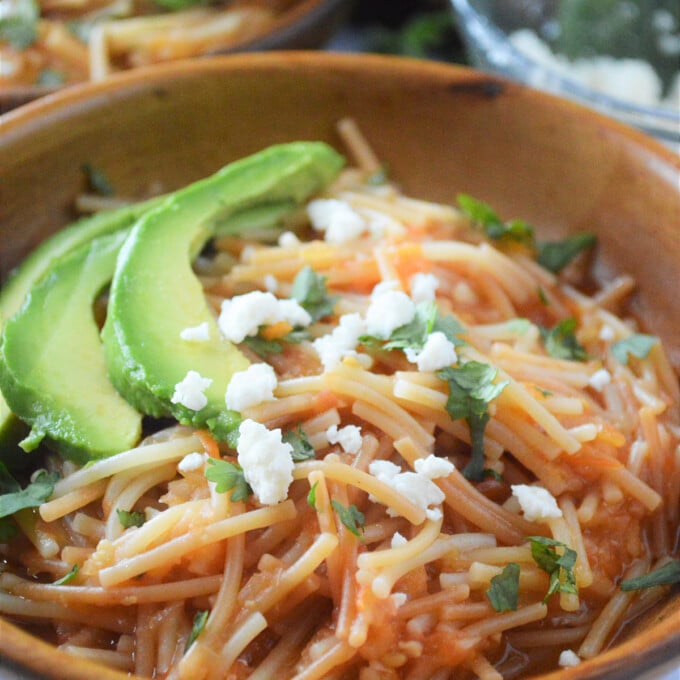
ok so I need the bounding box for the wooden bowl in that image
[0,52,679,680]
[0,0,354,114]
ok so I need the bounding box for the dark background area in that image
[325,0,467,64]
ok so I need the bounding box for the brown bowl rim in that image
[0,51,679,680]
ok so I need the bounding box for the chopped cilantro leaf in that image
[282,426,315,462]
[116,508,146,529]
[0,464,58,520]
[0,517,18,542]
[81,162,114,196]
[35,69,65,87]
[361,302,466,353]
[537,287,550,306]
[529,536,578,603]
[242,335,283,356]
[307,480,319,509]
[205,410,241,449]
[457,194,534,245]
[540,318,588,361]
[536,233,596,274]
[482,468,504,483]
[0,0,38,49]
[611,334,657,365]
[366,165,389,186]
[291,266,337,322]
[487,563,520,611]
[185,610,209,652]
[621,559,680,591]
[437,362,508,481]
[243,328,311,357]
[331,500,365,538]
[205,459,251,502]
[53,564,79,585]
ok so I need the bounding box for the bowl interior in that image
[0,52,679,680]
[0,0,353,114]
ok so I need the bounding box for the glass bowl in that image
[450,0,680,147]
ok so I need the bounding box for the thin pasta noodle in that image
[1,127,678,680]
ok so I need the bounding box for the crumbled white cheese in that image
[390,592,408,608]
[409,272,439,304]
[307,198,367,244]
[414,454,455,479]
[365,289,416,339]
[404,331,457,371]
[511,484,563,522]
[371,280,401,298]
[278,231,301,248]
[510,28,678,110]
[391,532,408,548]
[588,368,612,391]
[263,274,279,293]
[326,424,363,454]
[171,370,213,411]
[558,650,581,667]
[218,291,311,344]
[225,363,277,412]
[369,460,445,521]
[178,452,207,474]
[237,419,294,505]
[180,322,210,342]
[313,313,367,371]
[599,325,616,341]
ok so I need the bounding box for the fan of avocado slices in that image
[0,142,344,465]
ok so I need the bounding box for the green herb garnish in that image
[611,334,657,365]
[536,233,596,274]
[116,508,146,529]
[0,517,18,542]
[621,559,680,591]
[482,468,504,483]
[457,194,595,273]
[307,481,319,510]
[205,410,241,449]
[331,500,365,538]
[53,564,79,585]
[529,536,578,602]
[457,194,534,245]
[487,563,520,611]
[205,459,251,502]
[282,426,315,462]
[0,0,38,48]
[0,464,58,520]
[35,69,65,87]
[540,318,588,361]
[185,610,209,651]
[437,362,508,481]
[81,162,114,196]
[361,301,466,352]
[242,328,310,357]
[291,266,337,322]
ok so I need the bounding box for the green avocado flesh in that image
[102,142,344,434]
[0,196,163,457]
[0,230,142,463]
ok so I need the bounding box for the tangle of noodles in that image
[0,121,679,679]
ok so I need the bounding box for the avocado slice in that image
[0,195,163,458]
[0,230,143,463]
[103,142,344,434]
